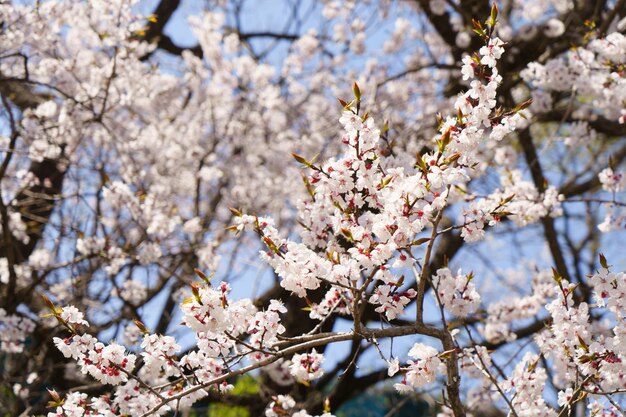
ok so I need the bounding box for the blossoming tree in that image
[1,1,625,416]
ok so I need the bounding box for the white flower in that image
[431,267,481,317]
[429,0,447,15]
[394,382,413,394]
[479,38,505,68]
[403,343,442,388]
[557,387,574,407]
[119,280,148,305]
[290,349,325,381]
[265,395,296,417]
[461,55,475,80]
[59,306,89,327]
[456,32,471,48]
[599,167,625,192]
[387,357,400,376]
[544,19,565,38]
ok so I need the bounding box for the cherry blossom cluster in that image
[449,257,626,417]
[597,166,626,232]
[289,349,325,382]
[140,334,181,378]
[309,288,352,320]
[390,343,445,392]
[43,299,222,415]
[369,282,417,320]
[3,1,625,416]
[230,28,527,338]
[44,277,335,416]
[454,41,564,240]
[503,352,556,417]
[480,269,555,343]
[53,324,137,386]
[0,308,35,353]
[522,32,626,124]
[431,267,480,317]
[265,395,336,417]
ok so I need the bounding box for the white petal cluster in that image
[290,349,325,382]
[140,334,181,378]
[502,353,557,417]
[394,343,443,392]
[369,284,416,320]
[54,334,136,385]
[180,282,235,333]
[59,306,89,327]
[598,167,625,193]
[247,300,288,354]
[480,269,555,343]
[265,395,337,417]
[522,32,626,123]
[0,309,35,353]
[431,268,480,317]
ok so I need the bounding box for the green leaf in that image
[229,207,243,217]
[577,334,589,352]
[488,2,498,27]
[292,152,309,166]
[353,81,361,101]
[194,268,213,285]
[599,253,609,269]
[411,237,431,246]
[415,153,429,174]
[500,194,516,205]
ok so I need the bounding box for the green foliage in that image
[206,375,258,417]
[207,404,250,417]
[230,375,259,396]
